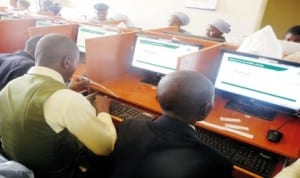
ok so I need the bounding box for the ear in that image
[198,102,213,120]
[61,56,72,69]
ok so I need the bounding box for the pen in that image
[73,75,119,98]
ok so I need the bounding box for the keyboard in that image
[110,100,157,120]
[196,127,281,178]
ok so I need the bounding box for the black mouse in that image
[267,130,283,143]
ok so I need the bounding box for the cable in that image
[276,117,297,131]
[73,75,119,98]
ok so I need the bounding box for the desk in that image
[80,30,299,178]
[85,71,299,177]
[87,71,300,158]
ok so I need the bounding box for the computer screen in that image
[214,49,300,118]
[76,24,119,52]
[131,35,201,75]
[35,20,62,27]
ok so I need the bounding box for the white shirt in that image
[28,66,117,155]
[274,159,300,178]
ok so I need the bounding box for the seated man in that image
[0,34,117,178]
[206,18,231,42]
[0,35,43,90]
[110,71,233,178]
[284,25,300,43]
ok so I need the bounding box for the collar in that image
[15,50,34,61]
[153,115,196,135]
[27,66,65,85]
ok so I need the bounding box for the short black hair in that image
[286,25,300,35]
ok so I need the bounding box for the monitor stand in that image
[141,72,164,86]
[224,99,277,121]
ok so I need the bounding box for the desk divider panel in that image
[147,26,179,33]
[85,32,137,83]
[177,43,224,83]
[0,18,36,53]
[141,30,222,48]
[28,23,79,42]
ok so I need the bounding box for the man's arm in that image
[43,89,117,155]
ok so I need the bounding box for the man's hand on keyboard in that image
[92,95,111,114]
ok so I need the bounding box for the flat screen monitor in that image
[35,20,62,27]
[131,35,202,85]
[214,49,300,120]
[76,24,119,52]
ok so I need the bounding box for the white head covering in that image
[172,12,190,26]
[210,19,231,33]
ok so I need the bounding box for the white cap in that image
[210,19,231,33]
[172,12,190,26]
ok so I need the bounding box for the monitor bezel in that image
[215,49,300,116]
[130,33,203,75]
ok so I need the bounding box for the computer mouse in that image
[267,130,283,143]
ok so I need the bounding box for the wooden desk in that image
[196,96,300,159]
[81,30,299,178]
[88,72,300,159]
[87,72,299,177]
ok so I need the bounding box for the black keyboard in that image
[196,128,281,178]
[110,100,157,120]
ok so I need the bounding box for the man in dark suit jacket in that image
[110,71,233,178]
[0,35,42,90]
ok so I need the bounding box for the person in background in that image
[0,35,43,90]
[284,25,300,43]
[0,34,117,178]
[274,158,300,178]
[110,70,233,178]
[91,2,109,22]
[110,13,135,28]
[16,0,30,11]
[168,11,191,34]
[37,0,55,16]
[206,18,231,42]
[9,0,18,9]
[47,2,61,16]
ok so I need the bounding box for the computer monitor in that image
[214,49,300,120]
[131,34,202,85]
[76,24,119,52]
[35,20,62,27]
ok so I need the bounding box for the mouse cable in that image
[276,117,298,131]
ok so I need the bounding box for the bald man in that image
[110,71,233,178]
[0,34,116,178]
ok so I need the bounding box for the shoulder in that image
[118,119,150,132]
[51,89,89,104]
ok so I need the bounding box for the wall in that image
[261,0,300,39]
[0,0,267,42]
[64,0,268,42]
